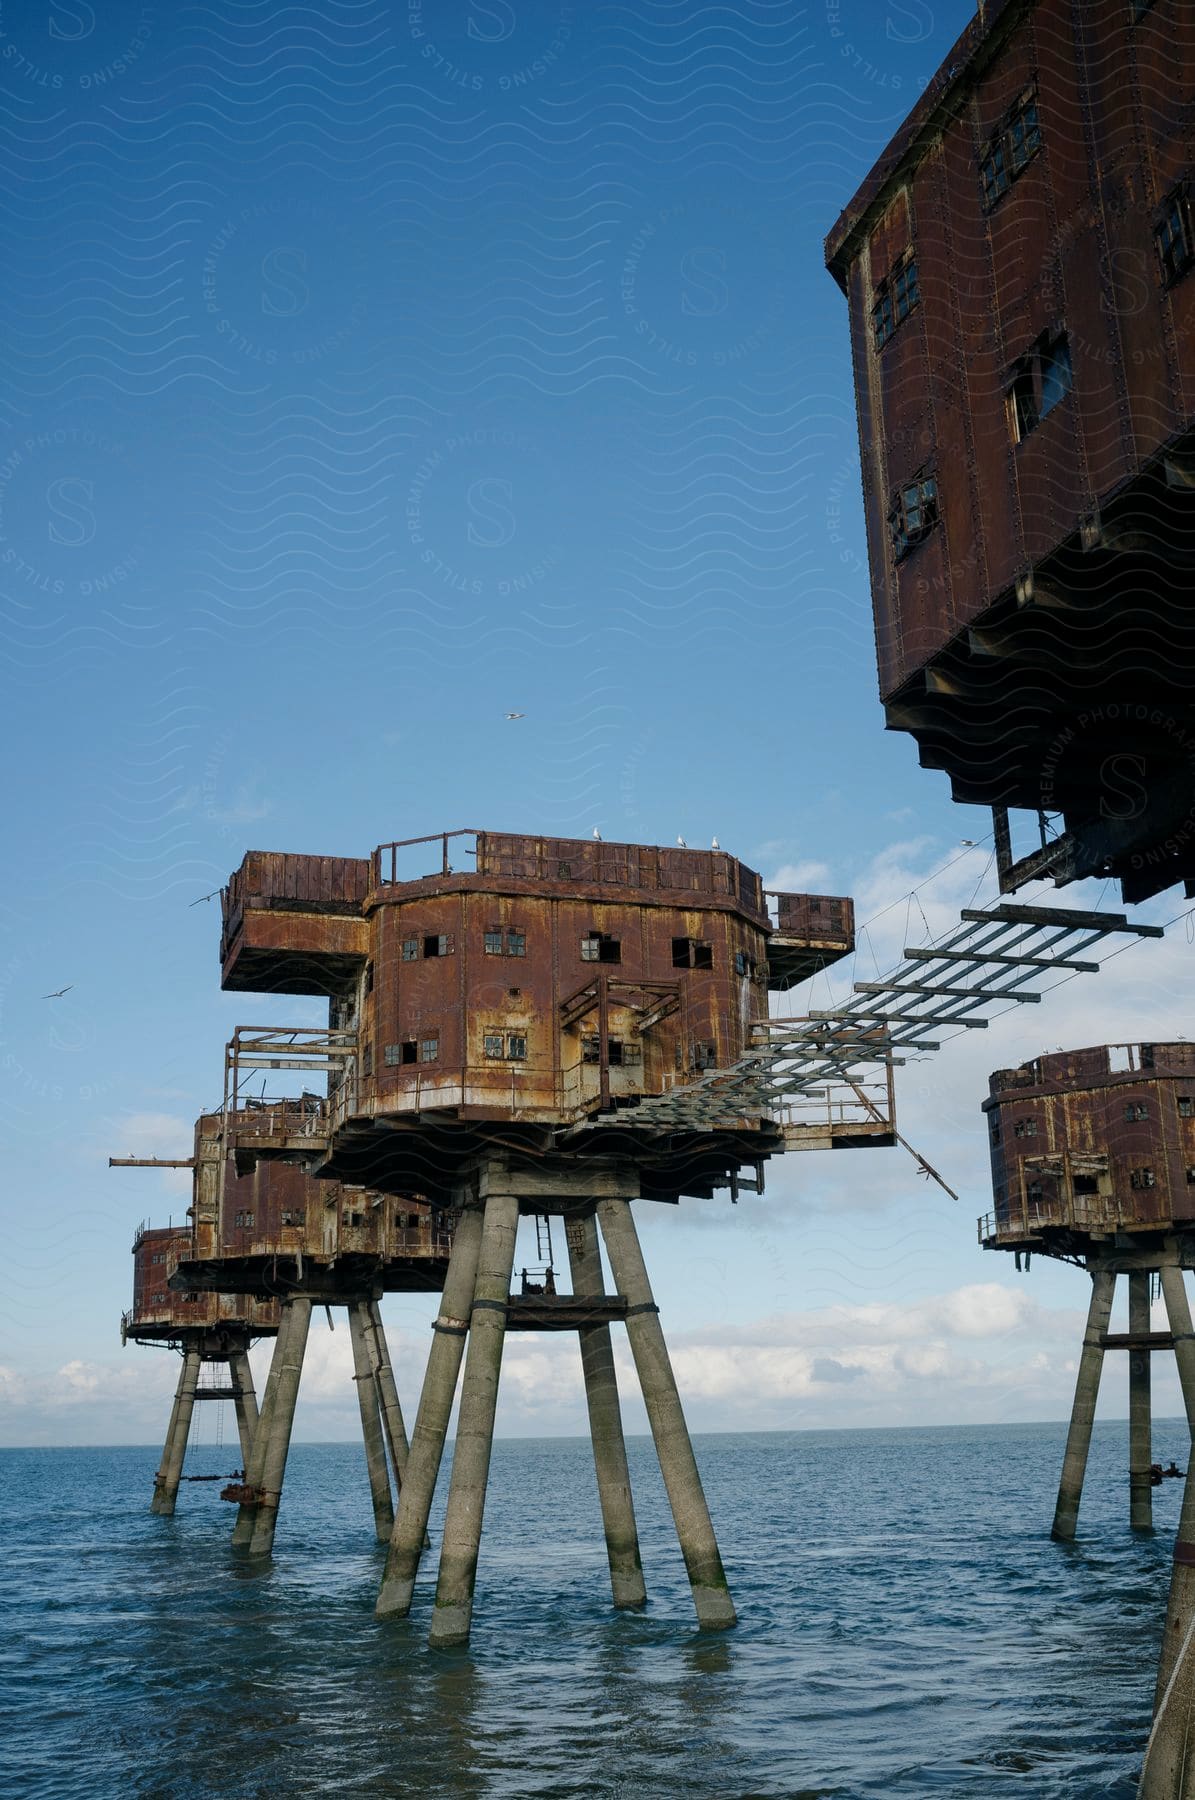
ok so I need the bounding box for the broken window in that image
[154,1292,166,1304]
[484,1033,506,1059]
[1073,1174,1099,1196]
[734,950,758,978]
[1125,1102,1149,1121]
[362,1044,373,1077]
[1141,1044,1156,1070]
[1130,1168,1156,1190]
[981,88,1041,209]
[1013,1118,1037,1138]
[581,931,621,964]
[1026,1181,1044,1204]
[691,1041,717,1071]
[887,471,939,561]
[672,937,714,970]
[484,930,503,955]
[582,1036,642,1066]
[557,860,572,878]
[401,937,419,962]
[233,1210,254,1229]
[871,253,920,349]
[1008,331,1073,444]
[423,933,453,958]
[507,1034,527,1060]
[506,931,525,956]
[419,1036,439,1062]
[280,1208,306,1226]
[1179,1098,1193,1118]
[344,1212,364,1228]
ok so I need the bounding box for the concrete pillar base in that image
[1051,1268,1115,1542]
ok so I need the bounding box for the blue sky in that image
[3,0,1192,1453]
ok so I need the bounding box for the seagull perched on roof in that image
[592,827,602,840]
[676,835,687,848]
[711,836,720,850]
[42,985,73,999]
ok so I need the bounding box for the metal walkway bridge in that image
[592,900,1165,1137]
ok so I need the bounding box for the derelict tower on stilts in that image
[214,829,858,1643]
[120,1222,279,1517]
[116,1108,452,1556]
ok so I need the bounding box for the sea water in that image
[0,1422,1176,1798]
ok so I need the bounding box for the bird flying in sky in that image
[42,985,73,999]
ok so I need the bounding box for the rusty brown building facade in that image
[126,1224,279,1346]
[825,0,1195,902]
[980,1039,1195,1253]
[218,829,853,1203]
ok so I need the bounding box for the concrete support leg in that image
[376,1205,485,1618]
[597,1198,736,1630]
[367,1302,412,1493]
[1051,1267,1116,1542]
[151,1347,202,1517]
[428,1190,520,1649]
[1131,1272,1155,1531]
[568,1212,647,1609]
[247,1298,312,1559]
[232,1308,293,1549]
[350,1300,394,1543]
[229,1350,258,1471]
[1153,1267,1195,1711]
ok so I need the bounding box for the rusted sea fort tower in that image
[216,829,855,1643]
[118,1110,452,1555]
[979,1041,1195,1540]
[121,1222,278,1516]
[822,0,1195,1787]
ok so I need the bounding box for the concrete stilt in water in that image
[229,1349,258,1470]
[247,1298,312,1558]
[366,1301,411,1489]
[568,1211,646,1609]
[232,1303,294,1549]
[350,1299,394,1543]
[151,1346,202,1517]
[429,1190,520,1649]
[376,1204,485,1618]
[1153,1268,1195,1709]
[1131,1272,1155,1531]
[1051,1267,1116,1541]
[597,1197,736,1629]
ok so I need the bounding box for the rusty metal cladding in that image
[977,1040,1195,1254]
[215,830,856,1204]
[824,0,1195,901]
[124,1224,281,1348]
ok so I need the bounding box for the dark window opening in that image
[1125,1102,1149,1122]
[1026,1181,1044,1204]
[1187,1167,1195,1185]
[582,1036,642,1066]
[424,933,453,958]
[581,931,621,965]
[280,1208,306,1227]
[981,89,1041,209]
[362,1044,373,1077]
[1013,1118,1037,1138]
[672,936,714,970]
[1141,1044,1156,1070]
[364,962,374,995]
[691,1041,717,1071]
[1073,1174,1099,1196]
[1008,330,1072,444]
[557,860,572,878]
[401,1041,418,1065]
[887,471,939,561]
[872,253,920,349]
[1130,1168,1156,1190]
[344,1212,364,1228]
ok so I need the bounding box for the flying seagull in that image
[960,839,976,847]
[505,711,525,720]
[42,985,73,999]
[189,889,221,907]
